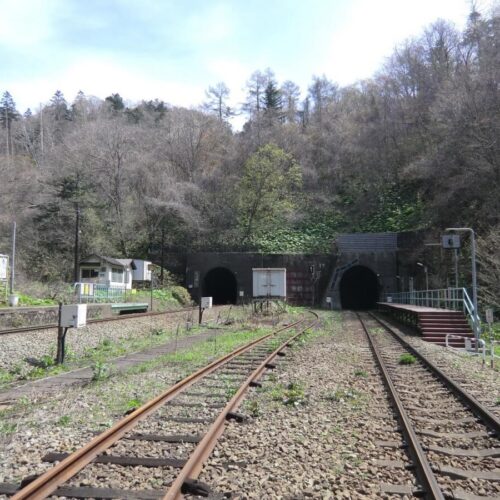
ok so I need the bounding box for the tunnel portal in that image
[340,265,379,310]
[203,267,237,305]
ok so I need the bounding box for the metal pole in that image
[73,204,80,284]
[150,276,154,312]
[454,248,459,288]
[445,228,480,347]
[9,221,16,295]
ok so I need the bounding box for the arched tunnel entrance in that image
[340,265,379,310]
[203,267,237,305]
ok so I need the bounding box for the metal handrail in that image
[385,287,481,340]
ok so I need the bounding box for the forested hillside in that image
[0,9,498,284]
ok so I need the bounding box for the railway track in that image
[358,311,500,499]
[0,307,196,336]
[1,311,318,499]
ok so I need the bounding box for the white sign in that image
[0,255,8,281]
[239,290,244,297]
[442,234,460,249]
[325,297,331,303]
[201,296,212,309]
[485,308,494,325]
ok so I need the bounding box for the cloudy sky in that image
[0,0,495,126]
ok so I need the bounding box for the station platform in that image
[377,302,475,348]
[377,303,452,313]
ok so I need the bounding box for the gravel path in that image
[0,330,218,405]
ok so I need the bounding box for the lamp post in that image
[445,227,480,346]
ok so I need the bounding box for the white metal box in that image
[61,304,87,328]
[252,268,286,298]
[132,260,152,282]
[201,296,213,309]
[0,254,8,281]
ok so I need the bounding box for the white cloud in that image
[8,56,206,112]
[0,0,63,47]
[321,0,472,85]
[184,3,236,44]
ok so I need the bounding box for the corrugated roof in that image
[336,233,398,252]
[80,254,129,268]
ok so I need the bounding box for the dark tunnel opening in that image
[340,265,379,310]
[203,267,237,305]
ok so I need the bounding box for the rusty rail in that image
[357,312,445,499]
[370,312,500,434]
[164,311,319,499]
[11,316,308,499]
[0,307,197,336]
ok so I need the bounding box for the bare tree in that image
[203,82,233,121]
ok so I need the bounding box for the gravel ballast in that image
[0,309,498,499]
[0,306,231,377]
[196,310,499,499]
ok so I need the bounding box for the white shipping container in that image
[252,268,286,298]
[132,260,152,282]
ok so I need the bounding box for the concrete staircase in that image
[418,311,475,348]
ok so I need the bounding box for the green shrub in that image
[58,415,71,427]
[171,286,192,305]
[91,360,111,381]
[125,398,142,410]
[271,381,306,406]
[399,353,417,365]
[17,293,57,306]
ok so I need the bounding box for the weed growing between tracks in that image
[399,353,417,365]
[0,321,276,447]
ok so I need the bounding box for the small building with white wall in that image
[79,255,152,289]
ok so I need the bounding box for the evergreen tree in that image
[50,90,70,121]
[0,91,19,155]
[264,80,282,111]
[105,93,125,112]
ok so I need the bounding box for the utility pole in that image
[40,104,44,158]
[9,221,16,295]
[160,225,165,285]
[73,204,80,283]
